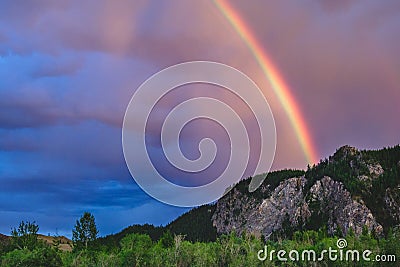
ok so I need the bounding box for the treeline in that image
[1,218,399,266]
[232,169,306,202]
[95,204,218,252]
[305,145,400,193]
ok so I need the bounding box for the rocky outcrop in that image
[212,175,383,239]
[245,177,307,238]
[331,145,360,163]
[212,187,259,235]
[367,163,384,178]
[308,176,382,235]
[211,145,399,240]
[358,163,384,186]
[384,188,400,224]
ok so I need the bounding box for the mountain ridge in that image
[212,145,400,240]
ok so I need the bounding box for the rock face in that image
[358,163,384,186]
[212,187,259,235]
[212,175,383,239]
[367,163,384,178]
[211,145,400,240]
[307,176,382,236]
[245,177,307,238]
[384,188,400,223]
[212,177,307,238]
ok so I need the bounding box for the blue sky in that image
[0,0,399,237]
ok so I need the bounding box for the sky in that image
[0,0,399,237]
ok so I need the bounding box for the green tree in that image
[159,230,174,248]
[72,212,98,250]
[11,221,39,250]
[119,233,153,266]
[1,247,62,267]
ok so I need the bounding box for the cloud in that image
[31,55,83,78]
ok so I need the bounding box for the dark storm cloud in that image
[0,1,239,63]
[0,52,147,129]
[0,177,148,210]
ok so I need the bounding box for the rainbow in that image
[214,0,318,165]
